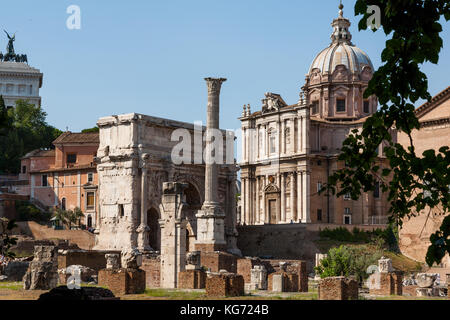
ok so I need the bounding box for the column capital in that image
[205,77,227,94]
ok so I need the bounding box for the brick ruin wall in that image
[141,255,161,288]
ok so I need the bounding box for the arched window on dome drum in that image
[336,99,346,112]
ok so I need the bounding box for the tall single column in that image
[302,171,311,223]
[255,176,260,224]
[280,173,286,223]
[137,153,152,252]
[256,125,260,160]
[297,117,302,153]
[262,176,266,224]
[241,177,246,225]
[281,120,285,155]
[195,77,227,252]
[290,173,296,223]
[159,182,188,288]
[297,171,302,222]
[54,173,59,206]
[245,178,250,224]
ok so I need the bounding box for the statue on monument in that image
[4,30,16,56]
[1,30,27,63]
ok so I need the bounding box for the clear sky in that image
[0,0,449,133]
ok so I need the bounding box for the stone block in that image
[318,277,359,300]
[249,265,267,290]
[206,272,244,297]
[369,272,403,296]
[416,287,440,297]
[378,257,393,273]
[268,271,299,293]
[272,274,284,292]
[402,285,418,297]
[416,273,437,288]
[105,254,120,269]
[98,268,146,295]
[23,246,59,290]
[58,265,97,285]
[178,270,206,289]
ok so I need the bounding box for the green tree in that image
[0,218,18,259]
[52,208,69,229]
[0,100,62,173]
[81,126,99,133]
[0,96,10,136]
[324,0,450,267]
[68,207,85,229]
[315,245,383,282]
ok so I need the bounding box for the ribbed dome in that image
[308,4,373,76]
[309,42,373,75]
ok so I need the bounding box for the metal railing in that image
[368,216,389,225]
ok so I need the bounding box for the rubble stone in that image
[121,248,142,269]
[58,265,97,284]
[416,273,437,288]
[23,246,59,290]
[105,254,120,270]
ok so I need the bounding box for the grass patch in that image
[0,282,23,291]
[373,295,448,301]
[144,289,206,300]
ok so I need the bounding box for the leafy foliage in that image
[319,226,399,252]
[0,96,10,136]
[81,126,99,133]
[15,201,52,223]
[52,207,85,229]
[315,245,383,282]
[324,0,450,267]
[0,99,62,173]
[0,218,18,259]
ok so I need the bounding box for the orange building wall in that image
[397,99,450,266]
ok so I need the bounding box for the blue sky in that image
[0,0,449,132]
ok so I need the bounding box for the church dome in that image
[308,4,373,76]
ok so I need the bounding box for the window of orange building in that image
[86,192,95,209]
[67,153,77,164]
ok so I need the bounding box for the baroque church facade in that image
[239,6,391,226]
